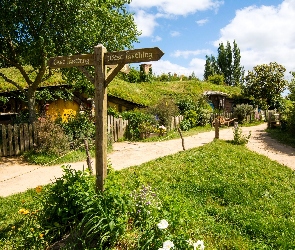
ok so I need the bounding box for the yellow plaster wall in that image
[46,99,79,122]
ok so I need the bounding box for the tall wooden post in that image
[214,118,219,139]
[94,45,108,192]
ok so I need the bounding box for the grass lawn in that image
[109,139,295,249]
[1,139,295,249]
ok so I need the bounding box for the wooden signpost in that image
[48,45,164,192]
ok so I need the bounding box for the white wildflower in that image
[193,240,205,250]
[157,219,169,230]
[163,240,174,249]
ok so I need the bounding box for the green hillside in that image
[0,67,242,105]
[108,78,242,106]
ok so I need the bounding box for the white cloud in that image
[189,58,206,78]
[134,10,159,37]
[196,18,209,26]
[171,49,212,59]
[214,0,295,74]
[152,58,205,79]
[130,0,223,16]
[152,36,162,42]
[170,31,180,37]
[152,60,192,76]
[130,0,223,38]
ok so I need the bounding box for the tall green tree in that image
[204,55,218,80]
[0,0,140,122]
[287,72,295,132]
[232,40,244,86]
[243,62,288,109]
[204,40,244,86]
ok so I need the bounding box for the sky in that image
[127,0,295,80]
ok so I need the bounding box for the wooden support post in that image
[84,139,93,174]
[177,128,185,151]
[94,44,108,192]
[214,118,219,139]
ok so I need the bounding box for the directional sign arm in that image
[48,54,94,69]
[104,47,164,65]
[105,64,126,87]
[77,66,94,84]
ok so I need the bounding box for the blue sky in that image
[127,0,295,80]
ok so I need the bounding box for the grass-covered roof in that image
[0,67,242,106]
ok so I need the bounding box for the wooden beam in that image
[94,45,108,192]
[77,66,94,84]
[105,63,126,87]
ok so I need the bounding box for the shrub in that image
[121,110,156,140]
[177,98,196,115]
[233,104,254,123]
[124,68,141,83]
[180,119,192,131]
[196,108,211,126]
[287,103,295,133]
[39,166,131,249]
[180,107,211,130]
[39,166,96,243]
[34,118,70,156]
[231,126,251,145]
[208,74,225,85]
[57,111,95,147]
[147,98,179,128]
[183,110,198,128]
[12,109,30,124]
[107,107,120,118]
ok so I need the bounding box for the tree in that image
[0,0,140,122]
[288,72,295,102]
[204,55,218,80]
[217,42,232,85]
[243,62,288,109]
[232,41,244,86]
[204,40,244,86]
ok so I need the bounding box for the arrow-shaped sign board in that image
[48,54,94,69]
[104,47,164,65]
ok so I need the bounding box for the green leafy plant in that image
[208,74,225,85]
[12,109,30,124]
[177,98,196,115]
[107,107,120,118]
[121,110,157,140]
[39,166,96,243]
[180,119,192,131]
[231,126,251,145]
[57,111,95,147]
[0,96,9,104]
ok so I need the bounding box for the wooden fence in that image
[0,123,37,157]
[211,110,270,123]
[107,115,128,142]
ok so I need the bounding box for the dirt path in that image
[1,123,294,197]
